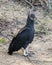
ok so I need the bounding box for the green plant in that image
[0,38,6,43]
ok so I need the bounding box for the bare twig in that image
[0,32,13,41]
[27,56,34,65]
[25,0,33,8]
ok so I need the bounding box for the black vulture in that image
[8,13,35,56]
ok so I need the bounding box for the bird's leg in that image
[24,46,29,56]
[24,44,34,57]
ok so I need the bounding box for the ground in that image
[0,34,52,65]
[0,0,52,65]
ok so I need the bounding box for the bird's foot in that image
[27,51,35,57]
[24,52,28,57]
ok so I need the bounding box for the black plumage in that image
[8,13,35,55]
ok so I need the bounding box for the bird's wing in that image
[18,26,27,34]
[16,26,30,42]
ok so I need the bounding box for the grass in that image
[35,16,52,35]
[0,37,6,43]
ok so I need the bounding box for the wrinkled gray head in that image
[28,10,35,20]
[30,13,35,19]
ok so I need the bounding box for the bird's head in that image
[28,11,35,21]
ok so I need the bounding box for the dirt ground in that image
[0,0,52,65]
[0,34,52,65]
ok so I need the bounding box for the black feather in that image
[8,13,35,55]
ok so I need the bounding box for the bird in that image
[8,12,35,56]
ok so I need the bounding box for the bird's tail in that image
[8,42,13,55]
